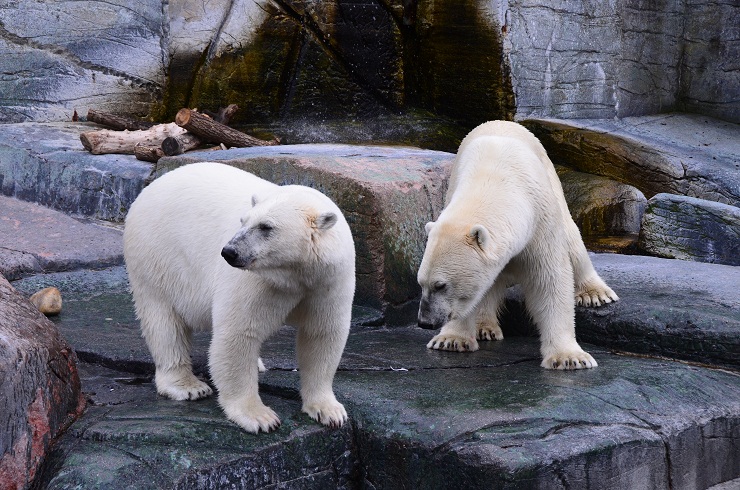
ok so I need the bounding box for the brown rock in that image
[29,287,63,316]
[0,275,85,490]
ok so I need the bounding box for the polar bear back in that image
[447,121,569,219]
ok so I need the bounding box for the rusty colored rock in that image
[0,275,85,490]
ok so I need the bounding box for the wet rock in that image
[0,123,153,221]
[573,254,740,370]
[0,195,124,280]
[0,275,84,490]
[638,193,740,266]
[157,144,454,324]
[557,166,646,251]
[29,286,62,316]
[524,114,740,206]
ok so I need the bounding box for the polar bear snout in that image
[417,297,446,330]
[221,244,255,269]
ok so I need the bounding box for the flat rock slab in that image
[0,275,84,490]
[573,254,740,370]
[523,113,740,206]
[0,195,123,280]
[156,144,454,323]
[0,122,153,221]
[31,328,740,489]
[12,258,740,488]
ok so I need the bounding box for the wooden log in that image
[80,123,186,155]
[161,105,241,156]
[161,133,203,156]
[204,104,240,125]
[134,144,164,163]
[87,110,154,131]
[175,108,277,147]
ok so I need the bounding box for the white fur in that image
[123,162,355,432]
[418,121,618,369]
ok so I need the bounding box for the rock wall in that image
[3,0,733,127]
[489,0,739,122]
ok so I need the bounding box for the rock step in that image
[523,113,740,207]
[0,195,124,280]
[11,273,738,489]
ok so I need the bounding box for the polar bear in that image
[123,161,355,433]
[417,121,618,369]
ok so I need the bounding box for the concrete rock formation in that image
[638,193,740,266]
[0,275,84,490]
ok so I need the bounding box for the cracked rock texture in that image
[9,264,739,489]
[4,0,735,127]
[638,193,740,266]
[0,275,84,490]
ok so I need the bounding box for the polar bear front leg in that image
[475,281,506,342]
[521,262,597,370]
[427,315,479,352]
[136,298,213,401]
[295,308,351,429]
[209,324,281,434]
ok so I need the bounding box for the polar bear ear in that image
[469,224,490,250]
[315,212,338,231]
[425,221,436,235]
[251,194,259,207]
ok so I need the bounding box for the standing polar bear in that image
[124,162,355,433]
[417,121,618,369]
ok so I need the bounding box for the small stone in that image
[29,287,63,316]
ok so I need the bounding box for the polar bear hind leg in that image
[520,254,597,370]
[565,219,619,307]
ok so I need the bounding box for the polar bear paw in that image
[541,350,598,370]
[576,279,619,307]
[303,398,348,428]
[427,334,479,352]
[476,322,504,341]
[223,400,281,434]
[155,368,213,401]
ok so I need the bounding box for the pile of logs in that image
[79,105,279,162]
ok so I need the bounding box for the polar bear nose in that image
[221,246,239,266]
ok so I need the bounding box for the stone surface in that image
[0,195,124,280]
[557,166,646,249]
[11,253,740,489]
[156,144,454,323]
[524,113,740,206]
[23,311,740,489]
[2,0,737,127]
[496,0,739,122]
[0,123,154,221]
[0,0,163,123]
[29,286,62,316]
[573,254,740,370]
[638,193,740,266]
[0,275,84,490]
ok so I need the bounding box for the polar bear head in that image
[417,220,495,329]
[220,188,339,273]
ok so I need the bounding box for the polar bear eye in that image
[257,222,274,233]
[433,282,447,292]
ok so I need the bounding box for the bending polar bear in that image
[417,121,618,369]
[124,162,355,433]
